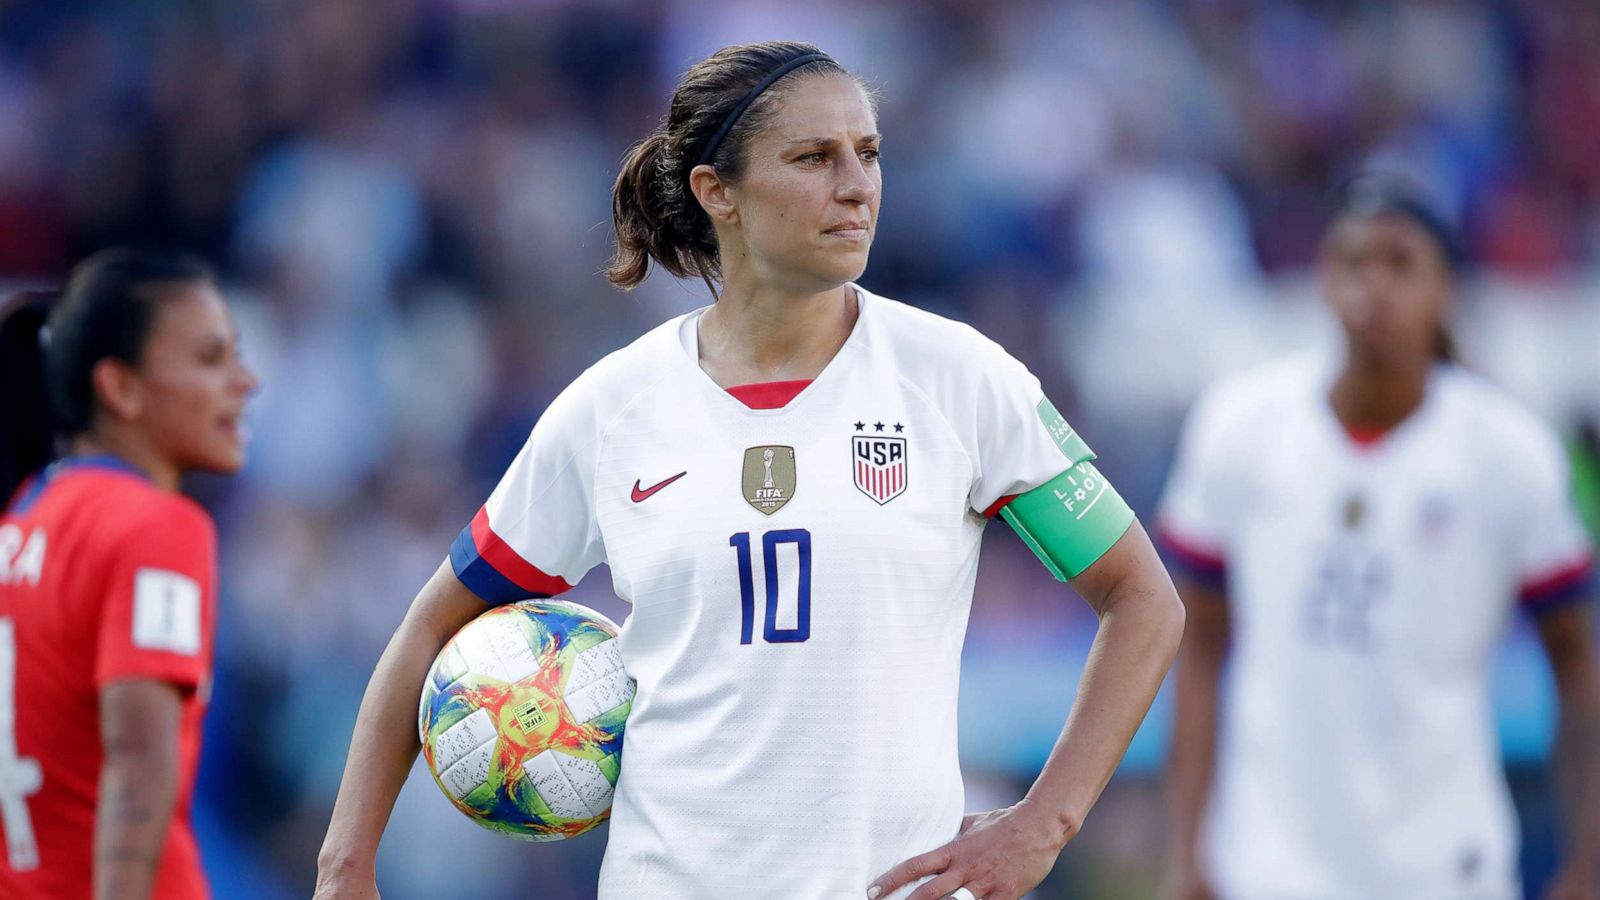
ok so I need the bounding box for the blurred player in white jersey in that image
[1162,179,1600,900]
[314,41,1185,900]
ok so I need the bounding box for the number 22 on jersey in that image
[729,530,812,645]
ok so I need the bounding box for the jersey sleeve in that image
[966,344,1091,516]
[962,339,1136,578]
[451,378,605,605]
[1156,387,1240,588]
[1510,427,1594,615]
[94,503,216,691]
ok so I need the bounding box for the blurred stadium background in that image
[3,0,1599,897]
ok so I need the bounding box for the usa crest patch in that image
[852,435,906,505]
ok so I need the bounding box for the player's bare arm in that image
[1537,601,1600,900]
[1164,574,1228,900]
[95,678,184,900]
[870,520,1184,900]
[314,560,487,899]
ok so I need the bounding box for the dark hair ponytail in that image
[609,131,691,290]
[607,41,851,294]
[0,291,59,505]
[0,248,212,505]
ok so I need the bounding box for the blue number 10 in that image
[729,529,812,645]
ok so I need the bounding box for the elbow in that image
[1145,583,1186,669]
[1100,573,1186,668]
[1162,587,1187,664]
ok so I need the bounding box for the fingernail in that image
[867,888,881,900]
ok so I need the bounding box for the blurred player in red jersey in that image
[0,249,256,900]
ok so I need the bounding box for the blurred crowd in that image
[2,0,1599,897]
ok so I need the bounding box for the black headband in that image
[1337,177,1463,271]
[695,52,832,167]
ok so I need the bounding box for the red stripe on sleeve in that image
[1156,521,1228,579]
[1519,555,1595,606]
[983,494,1018,519]
[470,507,573,597]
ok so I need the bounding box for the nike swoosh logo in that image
[631,471,687,503]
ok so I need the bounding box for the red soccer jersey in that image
[0,456,215,900]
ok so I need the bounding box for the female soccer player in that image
[1162,180,1600,900]
[315,41,1185,900]
[0,250,256,900]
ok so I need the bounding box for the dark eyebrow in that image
[783,133,883,149]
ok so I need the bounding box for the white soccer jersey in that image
[450,286,1100,899]
[1159,354,1595,900]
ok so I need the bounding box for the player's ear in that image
[689,164,738,227]
[89,357,145,423]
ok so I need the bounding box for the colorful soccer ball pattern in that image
[418,599,634,841]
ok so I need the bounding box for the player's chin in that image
[813,244,871,282]
[1347,330,1424,369]
[190,438,248,476]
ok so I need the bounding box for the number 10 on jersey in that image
[729,530,812,644]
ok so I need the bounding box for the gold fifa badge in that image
[742,446,796,515]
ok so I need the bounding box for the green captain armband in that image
[999,460,1136,581]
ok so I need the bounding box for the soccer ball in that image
[418,599,634,841]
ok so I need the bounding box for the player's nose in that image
[232,359,260,397]
[836,155,876,205]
